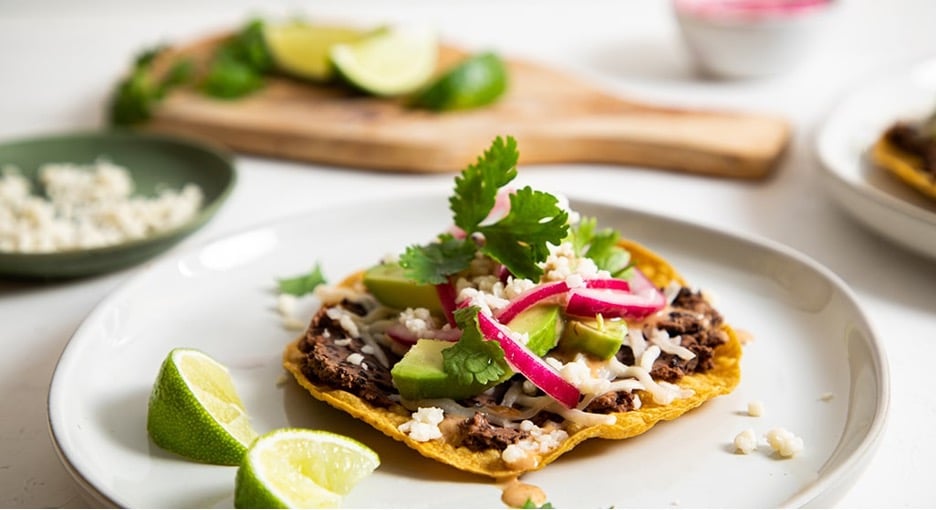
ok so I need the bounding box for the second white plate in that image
[48,194,888,508]
[817,56,936,260]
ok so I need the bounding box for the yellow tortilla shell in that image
[872,136,936,201]
[283,239,742,478]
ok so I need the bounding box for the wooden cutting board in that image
[144,34,790,178]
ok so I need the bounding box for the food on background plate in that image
[873,110,936,200]
[283,136,742,478]
[110,18,509,126]
[0,159,203,253]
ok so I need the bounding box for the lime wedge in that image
[263,21,365,82]
[234,428,380,508]
[146,348,257,465]
[413,52,508,111]
[330,26,438,96]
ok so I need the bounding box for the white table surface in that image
[1,0,934,507]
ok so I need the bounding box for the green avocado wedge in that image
[363,262,443,313]
[560,318,627,360]
[506,305,562,357]
[391,339,504,400]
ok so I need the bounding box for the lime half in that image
[413,52,508,111]
[235,428,380,509]
[146,348,257,465]
[263,21,364,82]
[330,26,438,96]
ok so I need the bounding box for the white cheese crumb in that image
[326,306,360,338]
[733,429,758,454]
[275,372,290,387]
[765,427,804,458]
[747,400,765,417]
[819,392,835,401]
[361,344,376,355]
[398,407,444,442]
[333,338,352,347]
[501,444,531,466]
[399,307,439,336]
[276,294,308,331]
[0,160,203,253]
[346,353,365,366]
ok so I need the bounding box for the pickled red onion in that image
[475,311,580,409]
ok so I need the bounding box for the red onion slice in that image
[476,312,580,409]
[435,281,458,327]
[565,287,665,319]
[495,281,570,324]
[495,277,630,324]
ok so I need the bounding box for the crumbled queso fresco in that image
[399,407,445,442]
[765,427,804,458]
[0,159,203,253]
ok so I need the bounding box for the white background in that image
[1,0,934,507]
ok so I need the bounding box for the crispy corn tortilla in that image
[283,239,742,478]
[872,136,936,201]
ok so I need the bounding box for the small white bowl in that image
[673,0,835,79]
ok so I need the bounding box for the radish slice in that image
[495,281,570,324]
[566,287,665,319]
[475,312,580,409]
[385,323,461,346]
[435,281,458,327]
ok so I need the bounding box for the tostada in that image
[873,108,936,200]
[283,136,742,478]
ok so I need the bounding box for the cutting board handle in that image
[519,108,791,178]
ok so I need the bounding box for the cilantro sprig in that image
[109,47,193,126]
[568,217,632,278]
[400,136,569,284]
[277,262,327,296]
[441,306,509,386]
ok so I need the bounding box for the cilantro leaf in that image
[108,48,193,126]
[442,307,509,386]
[568,216,632,278]
[479,186,568,281]
[277,262,327,296]
[521,500,554,509]
[450,135,518,232]
[399,234,477,285]
[225,19,275,73]
[201,19,273,99]
[201,50,265,99]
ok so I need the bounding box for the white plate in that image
[816,56,936,260]
[48,194,888,508]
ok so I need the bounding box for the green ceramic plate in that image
[0,130,235,279]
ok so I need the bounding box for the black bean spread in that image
[296,286,727,453]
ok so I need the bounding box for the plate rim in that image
[46,191,891,508]
[815,55,936,230]
[0,128,237,278]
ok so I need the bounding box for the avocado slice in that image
[560,318,627,359]
[363,262,443,313]
[391,339,501,400]
[506,305,562,356]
